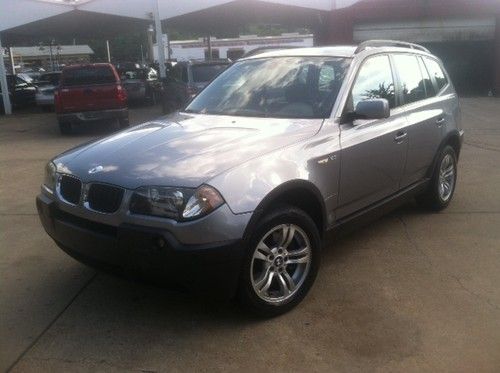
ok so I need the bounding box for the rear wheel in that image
[58,120,72,135]
[417,145,457,211]
[238,206,320,317]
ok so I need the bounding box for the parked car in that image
[116,63,161,104]
[54,63,128,134]
[37,41,463,315]
[164,59,230,111]
[0,74,37,112]
[35,71,62,110]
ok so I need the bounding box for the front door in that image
[337,54,408,219]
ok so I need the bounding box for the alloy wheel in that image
[250,224,311,304]
[438,153,455,202]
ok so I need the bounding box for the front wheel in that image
[417,145,458,211]
[238,206,321,317]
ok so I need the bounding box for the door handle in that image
[436,117,445,126]
[394,132,408,143]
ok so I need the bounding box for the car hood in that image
[54,112,323,189]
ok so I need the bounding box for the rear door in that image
[60,65,121,112]
[337,54,408,218]
[392,54,444,187]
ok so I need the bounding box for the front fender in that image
[208,125,341,227]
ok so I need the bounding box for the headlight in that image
[129,184,224,221]
[43,162,57,192]
[182,185,225,219]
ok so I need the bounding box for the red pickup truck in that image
[55,63,129,134]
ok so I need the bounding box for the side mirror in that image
[354,98,390,120]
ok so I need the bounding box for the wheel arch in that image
[242,180,327,242]
[426,129,462,179]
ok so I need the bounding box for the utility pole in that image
[49,39,55,71]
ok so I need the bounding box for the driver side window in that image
[350,55,395,110]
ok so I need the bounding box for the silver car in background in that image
[37,41,463,316]
[35,71,61,109]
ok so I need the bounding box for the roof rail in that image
[355,40,430,54]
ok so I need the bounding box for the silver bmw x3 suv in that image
[37,40,463,316]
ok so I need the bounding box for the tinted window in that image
[191,64,228,83]
[423,57,448,91]
[351,55,395,109]
[418,57,436,98]
[393,54,426,104]
[186,57,350,119]
[62,66,116,86]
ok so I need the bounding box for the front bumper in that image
[57,108,128,124]
[36,193,246,298]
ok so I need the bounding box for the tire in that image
[416,145,457,211]
[58,120,72,135]
[118,117,129,129]
[238,205,321,317]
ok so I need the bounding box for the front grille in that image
[87,183,124,213]
[59,175,82,205]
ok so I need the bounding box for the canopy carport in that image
[1,0,361,114]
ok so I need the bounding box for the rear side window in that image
[393,54,426,104]
[62,66,116,86]
[191,64,227,83]
[351,55,396,109]
[418,57,436,98]
[423,57,448,92]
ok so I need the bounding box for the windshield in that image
[185,57,350,119]
[191,64,229,83]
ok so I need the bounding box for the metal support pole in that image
[166,33,171,61]
[9,47,15,74]
[106,40,111,63]
[206,35,212,60]
[147,25,154,64]
[0,35,13,114]
[153,0,166,78]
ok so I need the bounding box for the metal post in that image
[166,33,171,61]
[0,35,13,114]
[9,47,15,74]
[106,40,111,63]
[206,35,212,60]
[147,25,154,64]
[153,0,166,78]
